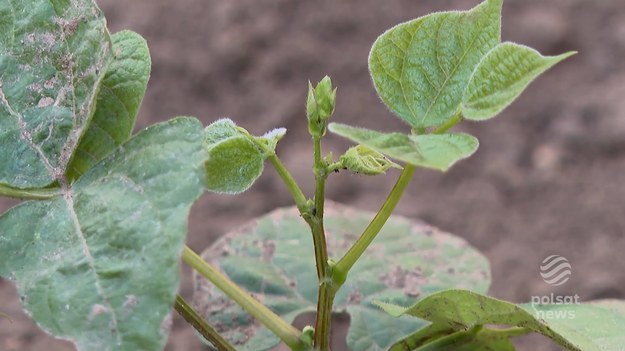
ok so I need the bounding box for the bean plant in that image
[0,0,623,350]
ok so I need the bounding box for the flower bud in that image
[307,76,336,137]
[339,145,401,175]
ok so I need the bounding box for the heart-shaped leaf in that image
[67,30,151,180]
[0,0,111,188]
[204,118,286,194]
[193,203,491,351]
[462,43,576,120]
[378,289,625,351]
[368,0,502,129]
[0,117,209,351]
[329,123,478,171]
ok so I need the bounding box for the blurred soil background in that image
[2,0,625,350]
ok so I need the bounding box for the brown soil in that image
[2,0,625,350]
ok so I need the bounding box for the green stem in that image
[268,154,309,212]
[0,185,59,200]
[182,246,308,351]
[334,164,416,284]
[174,295,236,351]
[311,135,333,350]
[311,136,329,279]
[325,161,344,174]
[432,111,463,134]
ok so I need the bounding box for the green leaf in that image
[0,0,111,188]
[193,203,491,351]
[0,118,208,351]
[204,118,285,194]
[522,300,625,351]
[329,123,478,171]
[391,325,516,351]
[462,43,576,120]
[452,329,516,351]
[340,145,401,175]
[67,30,151,180]
[378,289,625,351]
[368,0,502,129]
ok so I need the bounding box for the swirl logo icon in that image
[540,255,572,286]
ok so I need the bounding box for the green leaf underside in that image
[329,123,478,171]
[389,323,515,351]
[378,289,625,351]
[193,203,491,351]
[0,118,208,351]
[369,0,502,129]
[204,118,285,194]
[462,43,576,120]
[0,0,111,188]
[68,30,151,181]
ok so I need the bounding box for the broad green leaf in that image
[378,289,625,351]
[329,123,478,171]
[68,30,151,180]
[521,300,625,351]
[340,145,401,175]
[204,118,285,194]
[369,0,502,129]
[193,203,491,351]
[0,0,111,188]
[462,43,576,120]
[0,118,208,351]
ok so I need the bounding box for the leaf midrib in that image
[419,12,490,126]
[62,188,123,346]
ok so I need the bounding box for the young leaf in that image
[339,145,401,175]
[329,123,478,171]
[67,30,151,180]
[193,203,491,351]
[0,118,208,351]
[204,119,285,194]
[0,0,111,188]
[369,0,502,129]
[462,43,576,120]
[204,136,265,194]
[377,289,625,351]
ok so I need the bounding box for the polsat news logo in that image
[540,255,571,286]
[531,255,579,320]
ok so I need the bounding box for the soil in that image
[2,0,625,350]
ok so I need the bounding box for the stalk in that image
[267,154,309,212]
[0,185,59,200]
[182,246,308,350]
[174,295,236,351]
[333,164,416,282]
[333,114,463,284]
[311,135,332,350]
